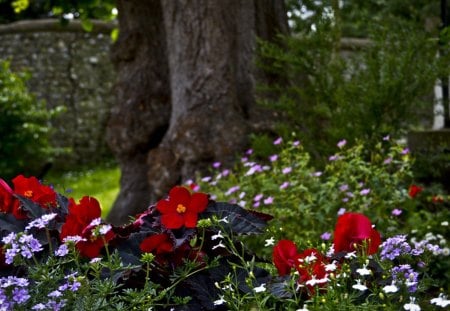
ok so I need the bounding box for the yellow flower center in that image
[176,204,187,214]
[24,190,33,198]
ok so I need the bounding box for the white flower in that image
[211,231,224,240]
[304,253,317,264]
[306,275,329,286]
[441,221,448,226]
[356,265,371,276]
[253,283,266,293]
[90,257,102,264]
[99,224,112,235]
[212,241,226,250]
[430,294,450,307]
[218,216,229,223]
[345,251,357,259]
[352,280,367,291]
[325,261,338,272]
[264,237,275,247]
[296,305,310,311]
[213,296,226,306]
[404,297,420,311]
[383,283,398,293]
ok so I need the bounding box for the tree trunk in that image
[107,0,287,225]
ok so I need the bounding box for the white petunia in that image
[352,280,367,291]
[264,237,275,247]
[382,283,398,294]
[253,283,266,293]
[213,296,226,306]
[404,297,421,311]
[431,294,450,308]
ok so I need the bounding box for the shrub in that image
[0,60,60,180]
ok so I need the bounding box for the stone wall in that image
[0,19,116,170]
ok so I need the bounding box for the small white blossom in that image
[430,294,450,307]
[212,241,226,250]
[253,283,266,293]
[264,237,275,247]
[218,216,229,224]
[356,265,371,276]
[325,261,338,272]
[383,283,399,293]
[345,251,357,259]
[213,296,226,306]
[352,280,367,291]
[404,297,421,311]
[441,221,448,226]
[89,217,102,227]
[99,224,112,235]
[211,231,224,240]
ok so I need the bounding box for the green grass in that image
[45,165,120,218]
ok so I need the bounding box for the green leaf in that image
[81,18,94,32]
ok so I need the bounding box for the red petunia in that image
[333,212,381,255]
[60,196,114,258]
[408,184,423,198]
[0,178,14,214]
[273,239,298,276]
[140,233,174,254]
[156,186,208,229]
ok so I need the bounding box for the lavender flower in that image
[337,139,347,148]
[212,162,221,169]
[25,213,57,230]
[273,137,282,145]
[320,232,331,241]
[253,194,263,202]
[380,235,411,260]
[392,209,403,216]
[359,188,371,196]
[391,264,419,293]
[225,185,240,196]
[282,167,292,174]
[279,181,290,190]
[339,184,349,192]
[292,140,300,146]
[263,197,274,205]
[269,154,278,162]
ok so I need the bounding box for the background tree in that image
[106,0,288,224]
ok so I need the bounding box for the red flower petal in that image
[169,186,191,206]
[333,212,381,254]
[184,212,198,228]
[161,213,184,229]
[156,198,175,214]
[273,239,298,276]
[140,234,173,254]
[189,192,208,213]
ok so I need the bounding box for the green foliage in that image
[46,163,120,218]
[0,60,59,179]
[260,2,449,165]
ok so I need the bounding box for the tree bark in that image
[107,0,287,225]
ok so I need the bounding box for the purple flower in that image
[241,157,248,163]
[339,184,349,192]
[329,154,339,161]
[337,139,347,148]
[12,288,30,304]
[269,154,278,162]
[279,181,290,190]
[253,194,263,202]
[380,235,411,260]
[321,232,331,241]
[253,201,260,208]
[245,164,262,176]
[25,213,57,230]
[401,148,410,155]
[246,149,253,155]
[337,208,346,216]
[383,157,393,164]
[383,135,390,141]
[282,167,292,174]
[212,162,221,169]
[225,185,240,196]
[273,137,282,145]
[221,169,230,177]
[263,197,274,205]
[360,188,371,196]
[292,140,300,146]
[32,303,46,310]
[201,176,212,182]
[391,265,418,293]
[392,209,402,216]
[311,171,322,177]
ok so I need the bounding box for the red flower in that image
[76,223,115,258]
[12,175,57,207]
[140,233,174,254]
[0,178,14,214]
[60,196,114,258]
[156,186,208,229]
[273,239,298,276]
[295,248,328,292]
[11,175,57,219]
[60,196,102,240]
[333,212,381,255]
[408,184,423,198]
